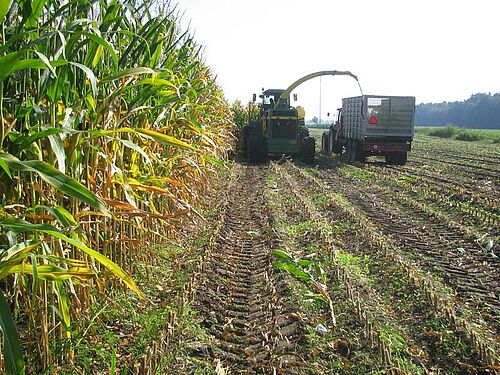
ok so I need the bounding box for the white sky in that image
[175,0,500,121]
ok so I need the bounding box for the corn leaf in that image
[0,52,66,81]
[0,157,12,178]
[33,50,57,78]
[34,205,78,228]
[273,249,295,264]
[0,0,13,23]
[0,153,109,215]
[9,264,95,281]
[68,62,98,99]
[80,31,119,66]
[47,132,66,173]
[136,128,197,151]
[0,218,143,298]
[0,289,25,375]
[101,67,154,83]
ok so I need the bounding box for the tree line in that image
[415,93,500,129]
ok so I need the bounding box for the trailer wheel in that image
[356,147,367,163]
[301,137,315,164]
[321,132,329,152]
[394,152,407,165]
[332,140,343,155]
[346,141,354,161]
[385,153,396,165]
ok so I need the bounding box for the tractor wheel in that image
[240,126,249,157]
[246,135,262,162]
[301,137,315,164]
[298,126,309,138]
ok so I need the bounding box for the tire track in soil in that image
[311,157,500,333]
[194,163,306,374]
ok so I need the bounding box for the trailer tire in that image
[385,153,396,165]
[346,141,354,162]
[356,146,367,163]
[394,152,407,165]
[321,132,329,152]
[332,140,343,155]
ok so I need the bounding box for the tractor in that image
[240,70,361,163]
[241,89,315,163]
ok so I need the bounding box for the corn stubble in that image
[0,0,234,372]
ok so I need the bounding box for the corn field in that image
[0,0,234,373]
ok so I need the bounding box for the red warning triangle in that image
[368,115,378,125]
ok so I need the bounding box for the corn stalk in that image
[0,0,234,372]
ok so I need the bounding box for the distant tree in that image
[415,93,500,129]
[312,116,319,125]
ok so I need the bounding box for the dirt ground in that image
[176,135,499,374]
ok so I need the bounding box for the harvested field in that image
[177,133,500,374]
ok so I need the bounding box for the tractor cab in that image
[259,89,299,148]
[260,89,290,111]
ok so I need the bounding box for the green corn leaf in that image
[89,127,197,152]
[0,153,109,215]
[0,289,25,375]
[30,254,38,298]
[0,218,143,298]
[101,67,154,83]
[46,206,78,228]
[26,0,48,27]
[33,50,57,78]
[68,62,98,99]
[80,31,119,66]
[150,41,163,67]
[0,157,12,178]
[54,282,71,338]
[18,127,67,149]
[0,52,66,81]
[273,249,295,264]
[0,0,13,23]
[279,262,312,284]
[296,259,314,268]
[28,205,78,228]
[202,154,223,167]
[0,241,39,263]
[47,132,66,173]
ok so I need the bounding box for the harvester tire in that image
[246,135,263,163]
[240,126,249,157]
[301,137,315,164]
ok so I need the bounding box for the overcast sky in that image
[175,0,500,120]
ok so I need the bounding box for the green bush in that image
[428,124,458,138]
[455,131,483,141]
